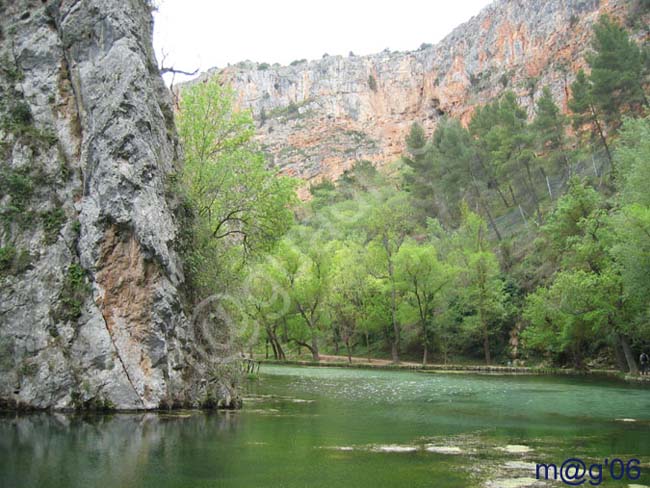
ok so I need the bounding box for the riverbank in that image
[259,355,650,383]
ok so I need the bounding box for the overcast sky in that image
[153,0,493,83]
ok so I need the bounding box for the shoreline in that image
[258,358,650,384]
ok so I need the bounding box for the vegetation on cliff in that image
[178,15,649,372]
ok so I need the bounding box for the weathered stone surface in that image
[0,0,214,409]
[186,0,646,195]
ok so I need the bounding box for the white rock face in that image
[0,0,217,410]
[183,0,640,190]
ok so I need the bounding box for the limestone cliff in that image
[191,0,647,192]
[0,0,224,410]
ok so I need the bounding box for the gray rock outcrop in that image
[0,0,218,410]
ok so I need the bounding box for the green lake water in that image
[2,365,650,487]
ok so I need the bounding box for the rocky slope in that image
[0,0,231,410]
[190,0,646,192]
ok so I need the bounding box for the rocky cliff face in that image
[0,0,221,410]
[192,0,644,192]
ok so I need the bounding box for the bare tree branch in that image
[159,49,199,77]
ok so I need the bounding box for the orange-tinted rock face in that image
[190,0,641,192]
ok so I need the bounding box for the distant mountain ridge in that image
[186,0,646,191]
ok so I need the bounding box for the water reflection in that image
[0,412,241,488]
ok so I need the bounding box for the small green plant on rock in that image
[53,263,89,323]
[41,208,66,245]
[0,167,33,213]
[0,54,24,83]
[0,245,31,277]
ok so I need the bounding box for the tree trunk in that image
[345,339,352,363]
[482,317,491,365]
[293,340,317,360]
[573,345,584,370]
[590,104,613,168]
[270,330,285,360]
[495,183,511,208]
[524,161,543,224]
[613,341,627,372]
[387,245,400,364]
[421,319,428,366]
[390,306,400,363]
[282,319,289,342]
[562,152,572,179]
[620,334,638,374]
[270,337,279,360]
[470,174,502,242]
[365,331,371,362]
[540,167,552,200]
[310,329,320,361]
[482,201,502,242]
[391,340,399,364]
[476,156,511,207]
[509,184,518,207]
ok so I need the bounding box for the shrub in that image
[10,101,32,126]
[368,74,378,92]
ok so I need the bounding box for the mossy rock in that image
[41,208,66,244]
[51,263,90,323]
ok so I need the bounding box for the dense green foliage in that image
[177,79,297,298]
[182,17,649,371]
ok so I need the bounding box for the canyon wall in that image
[191,0,645,191]
[0,0,224,410]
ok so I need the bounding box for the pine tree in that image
[533,86,572,177]
[589,15,649,126]
[402,122,439,220]
[569,15,648,168]
[568,69,613,165]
